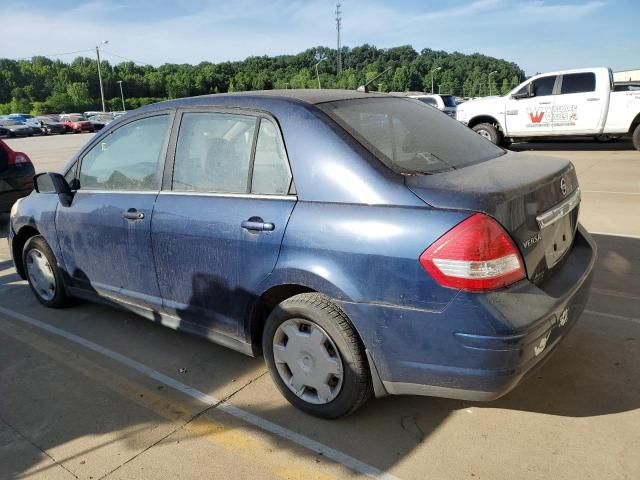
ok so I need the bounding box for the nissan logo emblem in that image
[560,177,568,196]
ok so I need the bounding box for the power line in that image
[99,49,151,66]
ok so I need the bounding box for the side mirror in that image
[34,172,74,207]
[511,82,535,100]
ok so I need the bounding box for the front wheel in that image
[632,124,640,151]
[263,293,372,419]
[472,123,502,145]
[23,236,69,308]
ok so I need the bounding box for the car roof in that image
[143,89,393,112]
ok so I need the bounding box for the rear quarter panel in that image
[604,90,640,133]
[267,201,470,311]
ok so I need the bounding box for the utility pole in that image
[488,70,498,96]
[117,80,125,111]
[430,67,441,94]
[96,40,109,112]
[315,58,326,89]
[335,2,342,74]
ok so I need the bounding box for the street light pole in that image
[488,70,498,96]
[117,80,125,111]
[96,40,109,112]
[431,67,442,94]
[315,58,326,89]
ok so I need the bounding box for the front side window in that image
[532,76,557,96]
[319,97,504,174]
[251,119,291,195]
[173,112,257,193]
[560,73,596,94]
[79,114,169,191]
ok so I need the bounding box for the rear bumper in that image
[338,224,596,401]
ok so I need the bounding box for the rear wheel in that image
[23,236,69,308]
[632,124,640,151]
[263,293,372,419]
[472,123,501,145]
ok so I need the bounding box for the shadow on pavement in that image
[1,233,639,478]
[508,138,636,152]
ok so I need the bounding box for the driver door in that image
[505,75,558,136]
[56,112,173,309]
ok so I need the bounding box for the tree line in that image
[0,44,525,114]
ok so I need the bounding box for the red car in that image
[59,114,95,133]
[0,139,35,212]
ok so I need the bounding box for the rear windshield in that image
[318,97,503,174]
[441,95,457,107]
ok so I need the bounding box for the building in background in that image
[614,69,640,82]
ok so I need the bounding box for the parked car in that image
[409,93,458,117]
[58,114,95,133]
[0,125,9,137]
[0,119,32,137]
[389,92,457,117]
[32,116,67,135]
[9,90,595,418]
[87,114,115,131]
[456,67,640,149]
[0,139,35,213]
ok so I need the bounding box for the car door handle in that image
[587,97,600,101]
[122,209,145,220]
[241,219,275,232]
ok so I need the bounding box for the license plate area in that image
[537,188,580,268]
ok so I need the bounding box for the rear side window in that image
[251,119,291,195]
[441,95,457,107]
[79,115,169,191]
[318,98,504,175]
[561,73,596,94]
[173,112,257,193]
[418,98,437,107]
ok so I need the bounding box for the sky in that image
[1,0,639,75]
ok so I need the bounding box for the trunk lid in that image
[406,151,580,285]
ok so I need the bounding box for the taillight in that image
[419,213,526,292]
[10,152,31,166]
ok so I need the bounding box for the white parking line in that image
[585,309,640,325]
[0,305,399,480]
[591,288,640,302]
[587,231,640,240]
[582,190,640,196]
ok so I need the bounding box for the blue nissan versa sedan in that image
[8,90,596,418]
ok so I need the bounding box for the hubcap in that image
[26,249,56,301]
[477,128,492,140]
[272,319,344,405]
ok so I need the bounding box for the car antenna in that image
[356,67,393,93]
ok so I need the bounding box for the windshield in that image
[318,97,503,174]
[0,120,21,126]
[441,95,457,107]
[65,115,86,122]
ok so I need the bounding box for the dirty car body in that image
[9,90,596,414]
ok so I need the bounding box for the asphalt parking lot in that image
[1,134,639,480]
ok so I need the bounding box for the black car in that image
[0,139,35,212]
[35,117,67,135]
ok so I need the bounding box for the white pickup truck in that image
[455,67,640,150]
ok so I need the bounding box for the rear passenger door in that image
[552,72,604,134]
[151,110,296,337]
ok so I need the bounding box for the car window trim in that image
[74,109,175,193]
[165,107,295,197]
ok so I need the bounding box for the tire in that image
[263,293,372,419]
[23,236,69,308]
[632,124,640,151]
[472,123,501,145]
